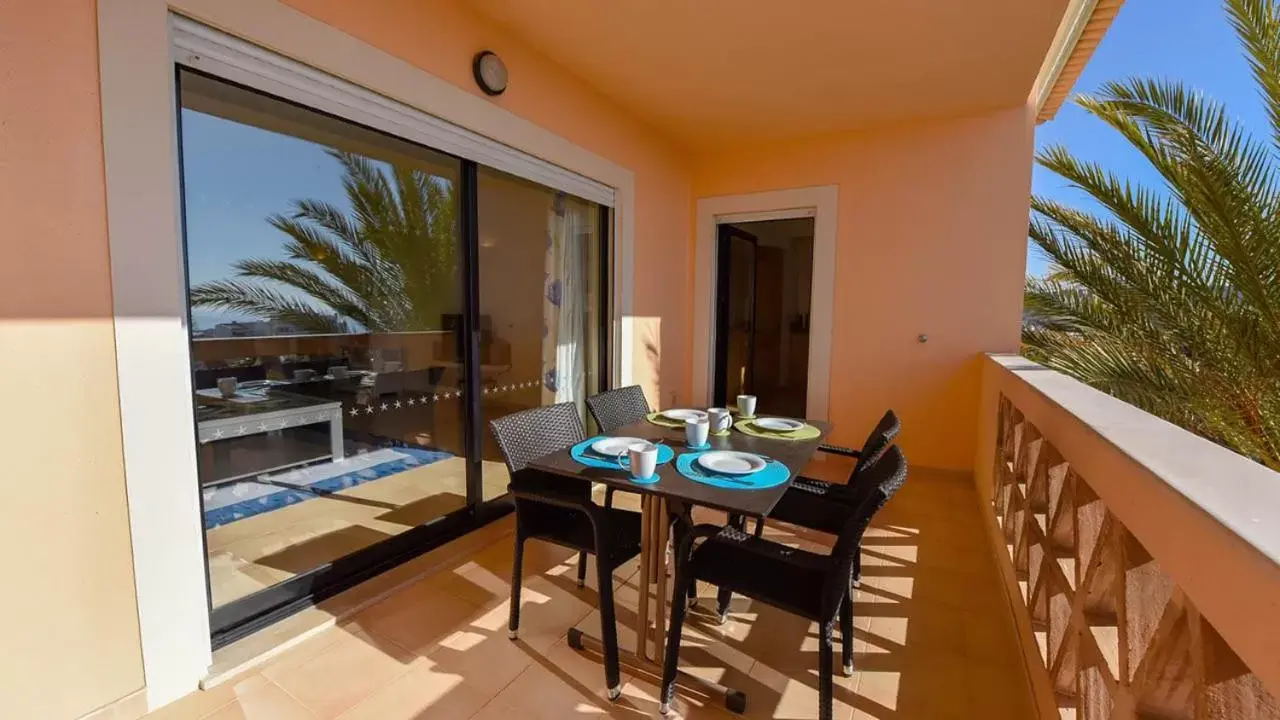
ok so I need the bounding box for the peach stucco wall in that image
[0,0,147,718]
[693,106,1035,470]
[281,0,694,408]
[0,0,1036,712]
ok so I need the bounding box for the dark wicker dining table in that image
[527,415,833,710]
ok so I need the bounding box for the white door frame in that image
[693,186,838,419]
[97,0,636,710]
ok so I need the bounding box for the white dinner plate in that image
[661,408,709,422]
[591,436,647,457]
[753,417,805,433]
[697,451,767,476]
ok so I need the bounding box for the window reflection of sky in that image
[182,108,363,329]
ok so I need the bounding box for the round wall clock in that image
[473,51,508,96]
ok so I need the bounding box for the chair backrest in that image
[826,445,908,613]
[489,402,586,473]
[853,410,901,475]
[585,385,651,434]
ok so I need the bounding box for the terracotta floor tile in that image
[143,675,276,720]
[261,628,415,717]
[426,625,537,698]
[335,657,492,720]
[346,578,484,655]
[485,641,619,720]
[202,679,317,720]
[154,467,1039,720]
[467,699,525,720]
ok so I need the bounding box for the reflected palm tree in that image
[191,150,457,333]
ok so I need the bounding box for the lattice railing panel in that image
[992,395,1280,719]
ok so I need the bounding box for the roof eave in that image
[1031,0,1126,124]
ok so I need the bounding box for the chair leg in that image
[818,620,835,720]
[576,551,588,588]
[660,558,696,715]
[508,536,525,640]
[840,596,854,676]
[596,558,622,701]
[853,551,862,588]
[715,514,747,623]
[715,586,733,624]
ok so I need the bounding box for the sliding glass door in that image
[476,168,607,500]
[174,68,610,644]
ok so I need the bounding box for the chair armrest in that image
[509,485,602,520]
[671,522,728,564]
[817,444,860,459]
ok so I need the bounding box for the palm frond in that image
[191,149,460,335]
[1025,1,1280,470]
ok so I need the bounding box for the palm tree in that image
[192,150,458,333]
[1023,0,1280,470]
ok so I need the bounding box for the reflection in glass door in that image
[178,69,469,622]
[476,168,607,500]
[175,68,611,644]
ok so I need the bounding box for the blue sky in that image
[1029,0,1265,276]
[180,108,352,329]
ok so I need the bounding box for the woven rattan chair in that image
[660,446,909,719]
[585,385,652,434]
[488,402,642,701]
[711,410,901,621]
[782,410,901,513]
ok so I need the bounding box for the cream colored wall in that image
[282,0,694,408]
[0,1,146,718]
[693,106,1035,470]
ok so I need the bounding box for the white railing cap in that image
[990,353,1280,570]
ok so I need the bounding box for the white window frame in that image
[98,0,635,711]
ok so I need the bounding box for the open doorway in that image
[713,217,815,418]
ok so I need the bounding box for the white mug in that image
[737,394,758,418]
[708,407,732,433]
[627,441,658,480]
[685,417,710,448]
[216,376,238,398]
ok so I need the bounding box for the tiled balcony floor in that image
[147,466,1036,720]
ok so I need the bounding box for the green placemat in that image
[734,418,822,441]
[646,411,686,429]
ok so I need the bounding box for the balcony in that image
[141,356,1279,719]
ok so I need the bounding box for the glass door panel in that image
[177,69,468,610]
[714,225,759,406]
[476,168,605,500]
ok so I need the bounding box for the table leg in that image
[562,494,749,715]
[654,496,669,663]
[329,412,345,461]
[635,495,653,662]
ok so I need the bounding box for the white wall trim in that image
[693,186,838,420]
[98,0,636,710]
[98,0,213,710]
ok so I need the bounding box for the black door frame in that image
[175,68,615,648]
[712,224,760,407]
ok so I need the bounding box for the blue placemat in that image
[675,451,791,490]
[570,436,675,470]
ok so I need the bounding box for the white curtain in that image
[541,193,586,416]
